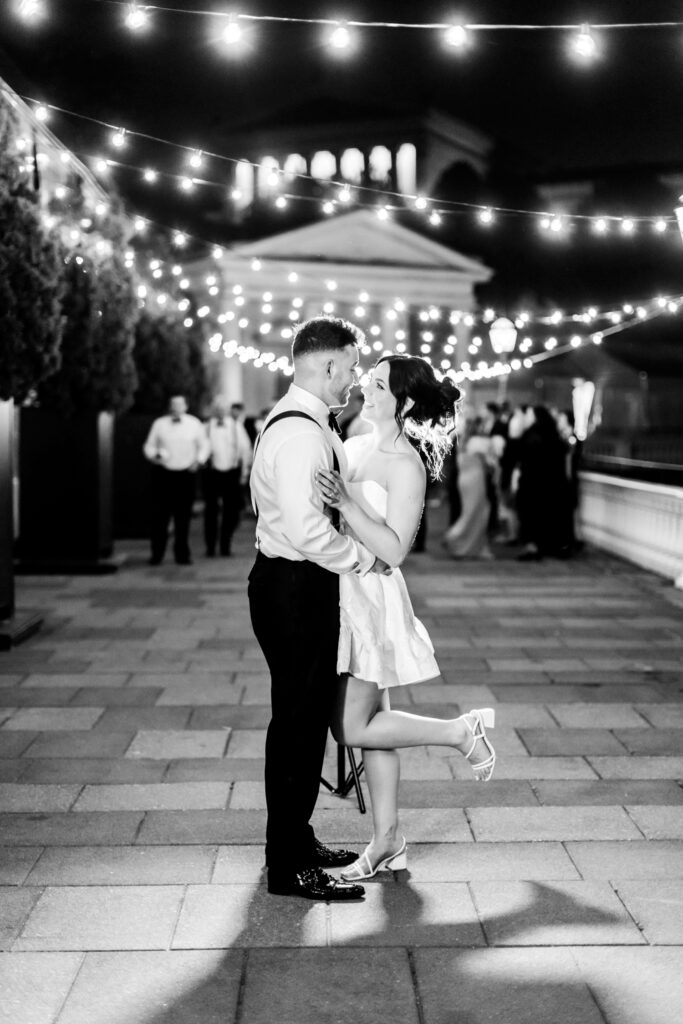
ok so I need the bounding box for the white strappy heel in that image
[461,708,496,781]
[340,836,408,881]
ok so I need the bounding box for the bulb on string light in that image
[444,24,469,49]
[570,24,599,63]
[143,168,157,183]
[620,218,635,234]
[17,0,45,22]
[429,211,441,226]
[173,232,187,247]
[414,196,428,211]
[267,170,280,188]
[212,246,224,259]
[329,22,352,50]
[133,217,147,233]
[189,150,203,169]
[376,206,390,220]
[478,207,494,225]
[95,202,108,217]
[34,104,49,122]
[338,186,352,204]
[570,335,582,348]
[180,177,194,192]
[222,16,242,45]
[593,217,609,234]
[275,196,288,209]
[653,219,668,233]
[54,185,67,200]
[125,3,149,31]
[230,188,243,201]
[322,200,335,214]
[111,128,127,149]
[251,259,262,271]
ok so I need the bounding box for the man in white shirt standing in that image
[143,395,209,566]
[249,316,385,903]
[203,398,253,557]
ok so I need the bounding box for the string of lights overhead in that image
[23,97,679,239]
[15,1,683,69]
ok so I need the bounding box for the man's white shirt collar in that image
[287,383,330,426]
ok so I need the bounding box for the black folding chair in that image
[321,743,366,813]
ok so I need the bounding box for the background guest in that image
[443,426,495,559]
[203,398,253,557]
[143,394,209,566]
[516,405,573,561]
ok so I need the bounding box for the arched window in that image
[283,153,307,179]
[257,156,280,194]
[310,150,336,180]
[340,148,364,183]
[234,159,254,208]
[396,143,417,195]
[369,145,392,184]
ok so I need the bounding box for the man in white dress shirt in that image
[203,398,253,557]
[143,395,209,566]
[248,316,385,903]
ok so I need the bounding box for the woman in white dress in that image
[316,355,496,882]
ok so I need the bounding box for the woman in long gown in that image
[316,355,497,881]
[443,434,494,559]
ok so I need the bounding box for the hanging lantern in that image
[488,317,517,355]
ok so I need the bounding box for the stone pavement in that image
[1,516,683,1024]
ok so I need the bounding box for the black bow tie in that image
[328,411,342,435]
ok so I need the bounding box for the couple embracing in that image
[248,316,496,902]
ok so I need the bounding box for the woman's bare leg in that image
[332,679,403,865]
[338,674,486,758]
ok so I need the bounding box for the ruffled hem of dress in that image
[337,615,439,689]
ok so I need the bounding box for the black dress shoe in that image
[175,558,193,566]
[148,557,162,566]
[267,866,364,901]
[309,839,358,869]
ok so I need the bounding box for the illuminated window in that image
[369,145,392,183]
[396,142,417,195]
[310,150,337,180]
[284,153,307,179]
[340,148,364,183]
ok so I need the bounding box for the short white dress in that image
[337,480,440,688]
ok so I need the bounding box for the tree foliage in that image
[130,310,210,416]
[37,244,138,416]
[0,96,64,403]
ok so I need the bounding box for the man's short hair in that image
[292,316,364,360]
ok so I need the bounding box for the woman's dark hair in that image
[376,355,462,479]
[292,316,365,359]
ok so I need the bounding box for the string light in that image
[570,24,599,62]
[328,22,352,50]
[124,3,149,31]
[444,24,469,50]
[20,96,679,239]
[17,0,45,22]
[222,16,242,46]
[34,104,49,122]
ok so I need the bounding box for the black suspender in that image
[252,410,340,528]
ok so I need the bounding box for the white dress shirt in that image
[206,417,253,477]
[143,414,210,471]
[249,383,375,575]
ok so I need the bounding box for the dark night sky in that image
[2,0,683,169]
[2,0,683,310]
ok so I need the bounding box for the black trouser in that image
[248,552,340,874]
[203,467,242,555]
[149,466,195,563]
